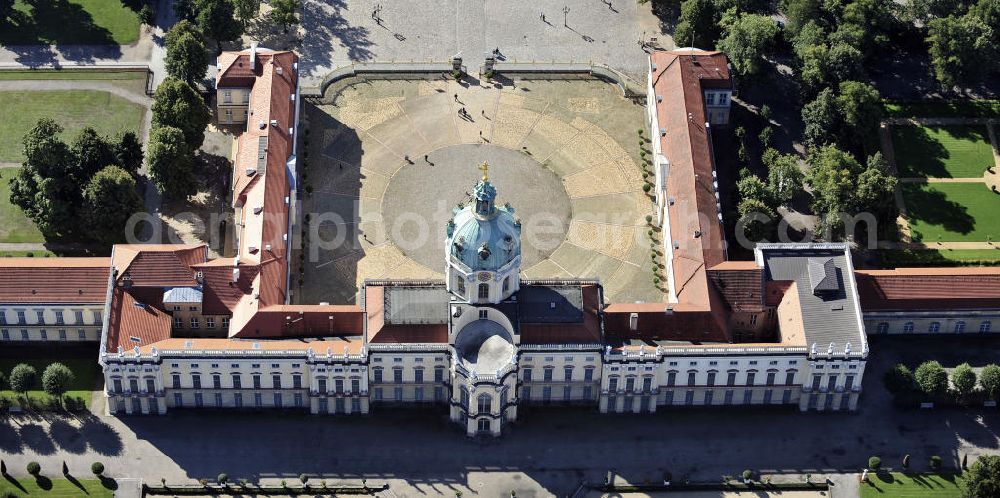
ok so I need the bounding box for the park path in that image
[0,79,150,105]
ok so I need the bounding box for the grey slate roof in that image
[516,285,584,323]
[757,244,866,356]
[162,287,203,304]
[384,285,450,325]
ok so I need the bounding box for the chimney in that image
[629,312,638,331]
[250,42,258,70]
[232,268,240,283]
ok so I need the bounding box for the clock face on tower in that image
[477,272,493,282]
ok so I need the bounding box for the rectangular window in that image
[684,390,694,405]
[113,378,123,393]
[563,385,572,400]
[190,318,199,329]
[54,310,64,325]
[213,375,221,389]
[706,372,716,386]
[705,92,716,105]
[1,329,7,341]
[827,375,838,391]
[583,386,593,399]
[293,375,302,389]
[564,367,573,381]
[58,329,66,341]
[394,387,403,402]
[222,317,230,329]
[272,375,281,389]
[623,396,634,412]
[373,369,383,383]
[174,393,183,407]
[666,371,676,386]
[78,329,86,340]
[232,375,242,389]
[334,398,345,413]
[146,378,155,393]
[523,368,532,382]
[273,393,282,407]
[393,369,403,383]
[374,388,383,401]
[782,389,792,404]
[0,311,5,325]
[206,317,214,329]
[173,317,183,329]
[743,389,752,404]
[845,375,855,390]
[584,368,594,381]
[542,386,552,402]
[351,378,360,393]
[20,329,28,340]
[39,330,47,340]
[625,377,635,392]
[234,393,243,408]
[214,393,223,407]
[223,90,232,103]
[435,367,444,382]
[746,371,756,385]
[811,374,822,390]
[543,368,553,381]
[172,374,181,389]
[351,398,361,413]
[318,378,327,393]
[704,391,714,405]
[766,372,776,386]
[642,377,652,392]
[75,310,84,324]
[414,369,424,383]
[435,386,444,401]
[727,371,736,386]
[785,371,796,385]
[194,393,204,407]
[192,375,201,389]
[687,371,696,385]
[294,393,303,407]
[415,387,424,401]
[253,375,261,389]
[522,386,531,400]
[254,393,263,407]
[724,389,734,404]
[763,389,773,403]
[479,309,488,319]
[608,377,618,391]
[35,310,44,324]
[335,378,344,393]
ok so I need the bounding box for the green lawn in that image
[0,477,114,497]
[885,99,1000,119]
[1,0,140,45]
[0,169,45,243]
[0,69,146,81]
[892,125,995,178]
[882,248,1000,266]
[861,472,964,497]
[902,183,1000,242]
[0,357,100,409]
[0,89,145,162]
[0,251,57,257]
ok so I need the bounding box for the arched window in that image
[876,322,889,334]
[955,321,966,333]
[981,321,993,333]
[477,393,492,414]
[502,276,510,293]
[902,322,915,333]
[460,387,469,408]
[478,283,489,299]
[457,277,466,295]
[929,322,941,333]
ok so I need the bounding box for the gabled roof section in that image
[112,244,206,287]
[232,304,364,338]
[105,287,172,353]
[855,267,1000,311]
[364,283,449,344]
[650,49,730,310]
[707,261,765,312]
[0,257,110,304]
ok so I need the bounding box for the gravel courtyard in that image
[297,76,662,305]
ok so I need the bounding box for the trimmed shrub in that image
[868,456,881,470]
[217,473,228,485]
[91,462,105,475]
[930,455,942,470]
[26,462,40,475]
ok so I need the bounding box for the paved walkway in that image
[0,79,150,105]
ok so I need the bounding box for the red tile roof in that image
[112,244,205,287]
[603,301,730,343]
[707,261,765,312]
[856,268,1000,311]
[233,304,364,338]
[0,258,109,304]
[105,288,172,353]
[363,285,449,344]
[651,49,731,311]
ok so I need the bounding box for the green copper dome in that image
[446,163,521,272]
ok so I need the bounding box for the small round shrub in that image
[868,456,881,470]
[930,455,942,469]
[91,462,104,475]
[645,215,653,224]
[742,469,753,481]
[26,462,40,475]
[217,473,228,485]
[642,183,652,192]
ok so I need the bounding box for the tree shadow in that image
[65,472,90,494]
[0,417,24,454]
[79,415,124,456]
[893,126,951,178]
[99,475,118,490]
[901,184,976,240]
[0,0,124,62]
[300,0,375,77]
[49,418,88,454]
[34,474,52,490]
[18,423,57,455]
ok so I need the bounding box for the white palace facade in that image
[1,48,998,437]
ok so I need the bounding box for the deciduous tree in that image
[915,360,950,399]
[41,363,74,401]
[9,364,37,396]
[269,0,298,33]
[165,20,209,85]
[961,454,1000,498]
[147,126,198,200]
[927,14,996,88]
[675,0,719,48]
[152,77,211,151]
[717,10,778,79]
[195,0,243,49]
[83,165,144,244]
[979,364,1000,400]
